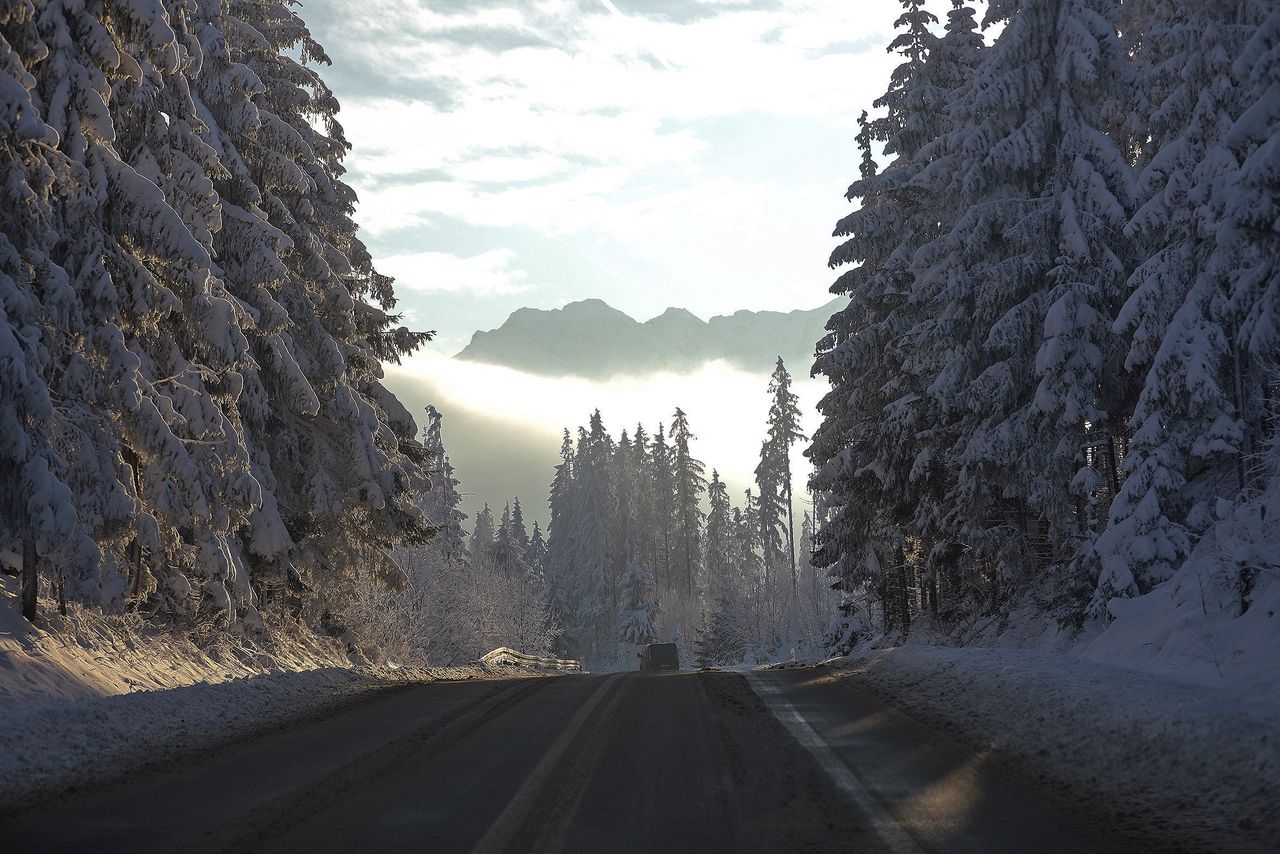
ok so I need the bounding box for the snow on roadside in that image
[0,596,539,807]
[0,579,361,711]
[0,656,534,808]
[820,646,1279,852]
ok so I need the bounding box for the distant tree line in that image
[538,359,838,668]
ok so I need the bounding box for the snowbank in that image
[0,597,532,806]
[0,596,354,711]
[1081,488,1280,703]
[824,646,1279,852]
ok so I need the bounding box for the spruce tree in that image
[524,520,547,578]
[419,406,466,562]
[568,414,612,659]
[544,429,575,647]
[1094,5,1264,608]
[765,358,804,587]
[650,422,675,590]
[469,504,494,571]
[618,560,658,647]
[0,5,92,619]
[703,471,734,599]
[669,408,705,595]
[510,496,529,555]
[216,0,432,607]
[915,0,1135,588]
[492,502,515,575]
[629,423,656,573]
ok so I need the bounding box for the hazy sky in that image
[298,0,962,524]
[305,0,912,352]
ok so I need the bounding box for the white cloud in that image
[377,248,533,297]
[321,0,904,237]
[306,0,952,333]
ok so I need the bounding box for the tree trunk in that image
[685,524,693,595]
[928,569,939,620]
[21,537,37,622]
[880,578,890,634]
[1105,436,1120,498]
[662,526,671,590]
[123,446,145,600]
[784,475,796,589]
[1229,335,1248,492]
[896,546,911,637]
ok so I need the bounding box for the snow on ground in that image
[0,597,354,711]
[1079,505,1280,703]
[817,645,1279,852]
[0,595,536,806]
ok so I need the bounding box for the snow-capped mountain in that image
[454,298,843,377]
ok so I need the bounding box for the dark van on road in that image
[639,642,679,671]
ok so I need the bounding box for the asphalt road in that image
[5,668,1176,853]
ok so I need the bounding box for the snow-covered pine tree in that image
[510,496,529,556]
[544,429,575,650]
[1094,4,1266,610]
[108,0,269,619]
[524,520,547,578]
[629,423,657,579]
[894,0,986,617]
[1205,6,1280,613]
[1028,0,1140,552]
[765,357,805,587]
[215,0,431,609]
[420,405,466,562]
[800,510,823,619]
[606,428,635,620]
[617,560,658,647]
[915,0,1135,607]
[809,108,901,631]
[754,438,787,597]
[738,488,771,652]
[1217,7,1280,466]
[492,502,515,575]
[568,414,612,661]
[810,1,945,631]
[184,0,304,609]
[0,4,94,619]
[650,422,675,591]
[669,408,705,596]
[703,470,734,599]
[469,504,494,572]
[31,0,258,617]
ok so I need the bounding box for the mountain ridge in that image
[455,298,841,378]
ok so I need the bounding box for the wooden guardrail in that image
[481,647,583,672]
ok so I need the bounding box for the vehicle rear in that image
[639,642,679,671]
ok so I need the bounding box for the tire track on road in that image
[223,677,556,854]
[469,673,626,854]
[516,673,636,854]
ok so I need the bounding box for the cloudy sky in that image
[299,0,966,523]
[305,0,915,353]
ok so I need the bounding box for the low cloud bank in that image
[383,352,823,527]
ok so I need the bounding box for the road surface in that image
[4,668,1177,853]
